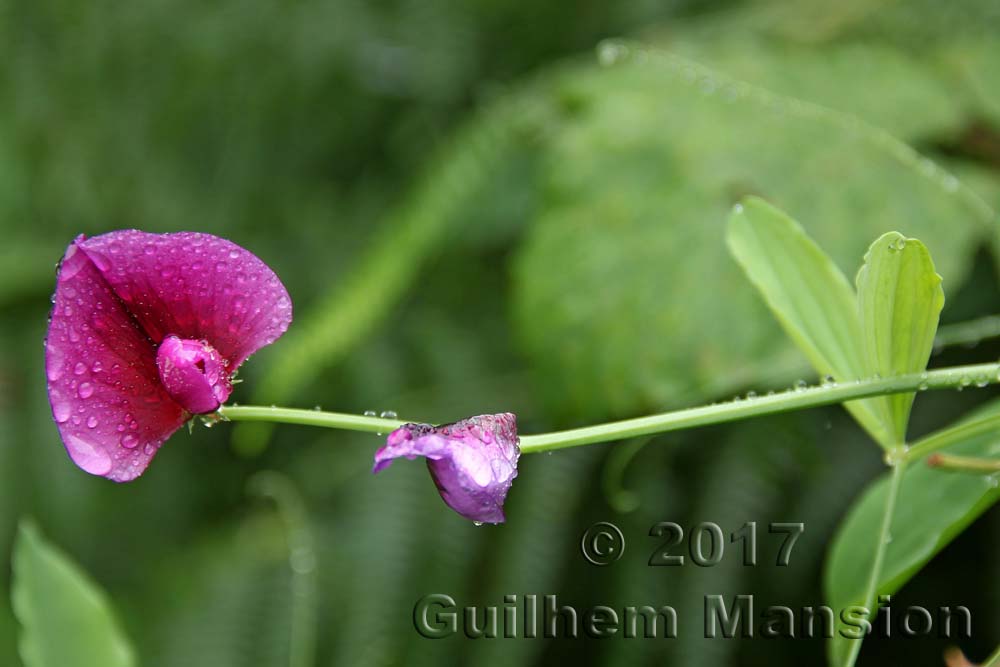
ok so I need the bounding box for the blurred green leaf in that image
[856,233,945,446]
[11,520,136,667]
[726,196,887,445]
[513,53,994,420]
[824,400,1000,667]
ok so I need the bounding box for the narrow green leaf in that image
[824,400,1000,666]
[11,521,137,667]
[725,196,889,446]
[856,232,945,446]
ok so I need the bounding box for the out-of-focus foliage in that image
[3,0,1000,666]
[11,522,136,667]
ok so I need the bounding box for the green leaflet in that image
[856,233,945,446]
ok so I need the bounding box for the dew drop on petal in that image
[86,416,98,429]
[52,395,72,423]
[74,362,87,375]
[78,382,94,399]
[120,433,139,449]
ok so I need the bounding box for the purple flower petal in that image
[45,239,187,481]
[76,230,291,367]
[45,231,292,481]
[373,413,520,524]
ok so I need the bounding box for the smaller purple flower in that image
[373,413,520,524]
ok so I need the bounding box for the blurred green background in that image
[2,0,1000,665]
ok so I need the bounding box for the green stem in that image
[926,453,1000,473]
[220,405,405,434]
[842,460,906,667]
[219,362,1000,452]
[905,412,1000,462]
[519,363,998,453]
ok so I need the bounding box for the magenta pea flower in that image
[373,413,520,524]
[45,230,292,482]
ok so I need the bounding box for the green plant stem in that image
[842,460,906,667]
[220,405,405,434]
[518,363,998,453]
[905,412,1000,462]
[984,642,1000,667]
[219,362,1000,452]
[926,453,1000,473]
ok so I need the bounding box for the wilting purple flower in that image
[373,413,520,524]
[45,231,292,482]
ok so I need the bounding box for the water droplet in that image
[822,375,836,387]
[473,521,484,527]
[228,249,240,259]
[745,391,756,400]
[86,416,98,429]
[794,380,808,391]
[884,533,893,544]
[733,203,744,214]
[363,410,377,417]
[917,382,929,391]
[52,396,72,423]
[77,382,94,399]
[73,362,87,376]
[120,433,139,449]
[380,410,398,419]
